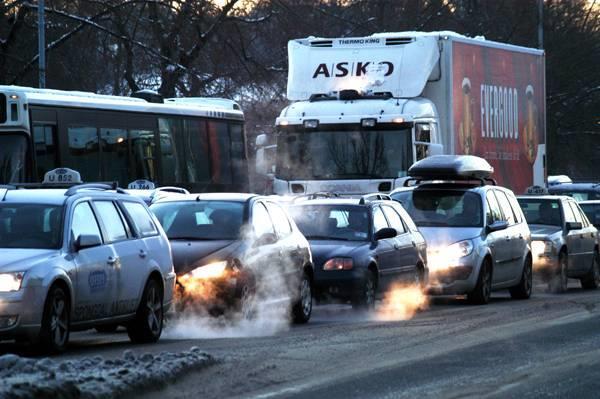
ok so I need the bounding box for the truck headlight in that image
[0,273,24,292]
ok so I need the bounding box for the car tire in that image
[509,256,533,299]
[580,250,600,290]
[127,278,163,343]
[413,264,427,289]
[467,259,492,305]
[352,270,377,310]
[292,271,312,324]
[39,285,70,353]
[549,253,568,293]
[95,324,119,333]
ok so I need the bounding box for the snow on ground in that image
[0,347,215,399]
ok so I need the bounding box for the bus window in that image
[230,123,246,184]
[183,119,210,182]
[129,129,156,182]
[66,126,100,181]
[100,128,128,186]
[33,125,57,180]
[208,120,232,185]
[158,118,182,183]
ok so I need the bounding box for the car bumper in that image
[426,255,478,295]
[0,286,46,341]
[314,268,366,300]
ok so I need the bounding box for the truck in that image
[255,31,546,195]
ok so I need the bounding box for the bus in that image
[0,86,247,192]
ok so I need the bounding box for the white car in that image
[0,178,175,352]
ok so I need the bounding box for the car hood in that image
[309,240,367,267]
[418,227,483,249]
[169,239,242,275]
[0,248,59,273]
[529,224,562,240]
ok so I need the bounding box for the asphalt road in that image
[3,280,600,398]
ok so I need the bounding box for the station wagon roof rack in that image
[292,192,341,202]
[359,193,392,204]
[65,182,128,196]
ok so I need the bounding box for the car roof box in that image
[408,155,494,181]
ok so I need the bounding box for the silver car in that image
[517,195,599,292]
[390,155,532,304]
[0,183,175,352]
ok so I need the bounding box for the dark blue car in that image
[288,194,428,308]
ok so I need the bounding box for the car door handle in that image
[412,241,416,247]
[107,256,119,266]
[505,236,511,241]
[394,244,401,250]
[518,234,524,240]
[139,250,147,258]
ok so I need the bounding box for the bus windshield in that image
[0,134,27,183]
[276,128,412,180]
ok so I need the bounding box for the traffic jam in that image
[1,153,598,353]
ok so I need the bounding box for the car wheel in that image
[352,270,377,310]
[40,285,70,353]
[292,272,312,324]
[127,278,163,343]
[580,250,600,290]
[413,264,426,289]
[509,256,533,299]
[549,253,568,293]
[95,324,119,333]
[239,284,256,320]
[467,259,492,305]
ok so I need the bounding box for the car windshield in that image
[0,204,63,249]
[151,200,245,240]
[395,189,483,227]
[276,128,412,180]
[517,199,563,226]
[579,203,600,227]
[289,205,369,241]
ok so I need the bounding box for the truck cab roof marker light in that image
[303,119,319,129]
[361,118,377,128]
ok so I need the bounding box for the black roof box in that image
[408,155,494,181]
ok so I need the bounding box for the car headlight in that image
[323,258,353,271]
[532,240,552,258]
[187,261,229,280]
[445,240,474,259]
[0,273,24,292]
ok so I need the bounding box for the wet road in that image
[3,281,600,398]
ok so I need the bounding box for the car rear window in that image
[517,199,562,226]
[0,204,63,249]
[123,201,158,237]
[289,205,369,241]
[580,203,600,227]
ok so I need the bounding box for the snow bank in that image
[0,347,215,399]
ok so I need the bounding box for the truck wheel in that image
[549,253,568,293]
[509,256,533,299]
[467,259,492,305]
[292,272,312,324]
[352,270,376,310]
[580,250,600,290]
[40,285,70,353]
[127,278,163,343]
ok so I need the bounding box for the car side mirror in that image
[374,227,397,241]
[74,234,102,251]
[254,232,277,247]
[486,220,509,234]
[566,221,583,231]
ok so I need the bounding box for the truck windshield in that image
[276,128,412,180]
[0,134,27,183]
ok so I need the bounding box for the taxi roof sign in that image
[408,155,494,181]
[43,168,82,184]
[127,179,156,190]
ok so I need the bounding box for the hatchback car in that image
[0,179,175,352]
[517,195,599,292]
[288,194,427,309]
[150,193,314,323]
[391,155,533,304]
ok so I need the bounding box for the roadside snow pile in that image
[0,347,215,399]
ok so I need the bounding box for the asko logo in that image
[312,61,394,78]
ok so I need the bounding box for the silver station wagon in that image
[0,176,175,352]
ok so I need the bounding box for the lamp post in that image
[38,0,46,88]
